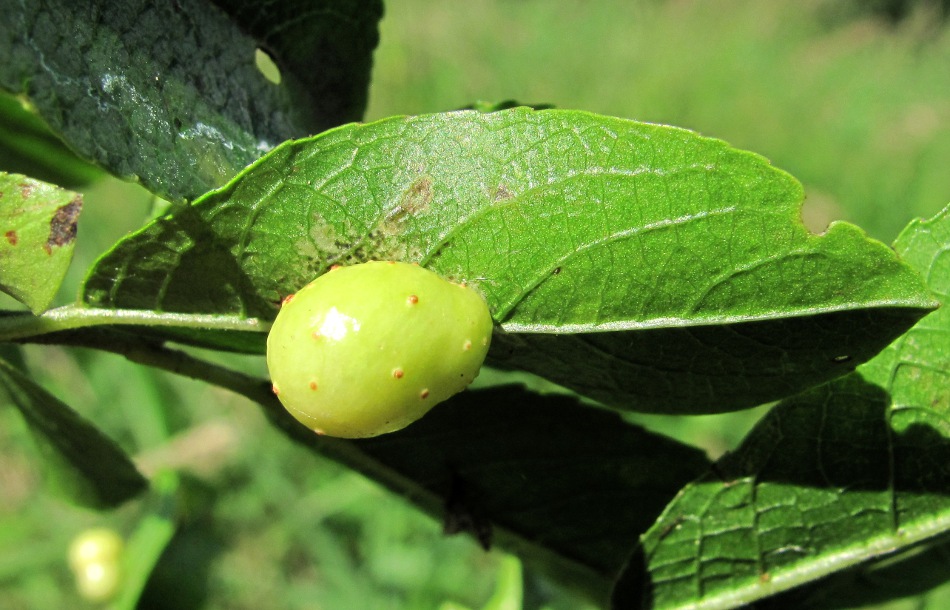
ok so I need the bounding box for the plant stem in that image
[0,305,269,342]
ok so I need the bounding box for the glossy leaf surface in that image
[1,0,382,201]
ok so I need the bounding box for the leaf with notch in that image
[80,109,935,412]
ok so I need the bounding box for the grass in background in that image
[3,1,950,608]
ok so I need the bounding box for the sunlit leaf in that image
[0,172,81,313]
[82,109,934,413]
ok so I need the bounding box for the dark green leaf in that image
[488,306,923,414]
[0,357,147,508]
[0,172,81,313]
[211,0,381,127]
[81,109,934,412]
[628,204,950,609]
[0,0,382,201]
[21,323,265,360]
[0,342,25,370]
[462,100,556,112]
[282,385,711,590]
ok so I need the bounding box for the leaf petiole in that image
[0,305,268,342]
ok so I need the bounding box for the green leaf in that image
[861,209,950,422]
[81,109,934,413]
[0,172,81,313]
[0,357,147,509]
[628,204,950,609]
[487,307,923,414]
[462,99,556,113]
[211,0,381,126]
[0,0,382,201]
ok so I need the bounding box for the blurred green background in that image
[2,0,949,608]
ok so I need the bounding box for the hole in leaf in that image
[255,48,281,85]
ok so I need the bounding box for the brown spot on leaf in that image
[4,231,17,246]
[19,182,34,199]
[492,184,514,202]
[45,196,82,254]
[390,176,433,221]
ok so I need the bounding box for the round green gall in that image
[266,261,493,438]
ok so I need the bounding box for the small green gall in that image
[266,261,493,438]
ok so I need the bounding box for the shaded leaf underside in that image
[0,93,102,188]
[258,384,712,593]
